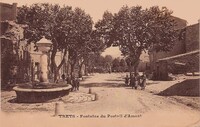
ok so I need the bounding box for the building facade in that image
[0,2,17,21]
[149,17,187,71]
[150,19,200,80]
[1,2,65,85]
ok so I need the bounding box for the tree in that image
[82,30,106,74]
[76,30,106,77]
[17,3,75,81]
[95,11,115,47]
[95,6,178,75]
[112,58,120,72]
[104,55,113,72]
[66,7,93,78]
[17,4,94,81]
[119,59,127,72]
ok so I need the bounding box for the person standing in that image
[61,74,65,82]
[141,72,147,90]
[125,74,129,86]
[135,73,140,89]
[66,74,71,84]
[130,73,135,89]
[76,77,80,91]
[71,74,75,91]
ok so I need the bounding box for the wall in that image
[185,23,199,52]
[0,2,17,21]
[149,16,187,71]
[149,39,186,70]
[155,50,199,80]
[171,16,187,30]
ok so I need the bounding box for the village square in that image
[0,1,200,127]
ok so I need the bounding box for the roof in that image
[157,50,200,62]
[171,16,187,24]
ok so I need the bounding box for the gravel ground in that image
[1,73,200,127]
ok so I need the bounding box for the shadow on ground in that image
[146,81,160,85]
[80,82,125,88]
[7,98,18,103]
[105,79,124,82]
[157,78,200,97]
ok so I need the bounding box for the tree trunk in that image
[70,63,75,78]
[53,68,59,82]
[50,47,57,82]
[51,47,67,82]
[133,56,140,75]
[78,61,84,78]
[85,63,88,76]
[129,65,132,77]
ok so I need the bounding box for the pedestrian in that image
[66,74,71,84]
[125,74,129,86]
[61,74,65,82]
[130,73,135,89]
[71,75,75,91]
[135,73,140,89]
[76,77,80,91]
[141,72,147,90]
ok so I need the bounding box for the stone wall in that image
[0,3,17,21]
[155,50,199,80]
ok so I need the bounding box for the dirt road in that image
[1,73,200,127]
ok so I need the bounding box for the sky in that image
[2,0,200,58]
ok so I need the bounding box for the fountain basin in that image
[13,85,72,103]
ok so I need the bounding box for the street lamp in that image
[36,36,52,83]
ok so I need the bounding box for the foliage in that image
[95,6,178,73]
[112,58,120,72]
[17,4,97,80]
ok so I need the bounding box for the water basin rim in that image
[13,85,72,92]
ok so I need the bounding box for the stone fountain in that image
[13,37,72,103]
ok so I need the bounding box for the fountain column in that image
[36,36,52,83]
[40,52,48,82]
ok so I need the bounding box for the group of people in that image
[61,74,80,91]
[125,72,147,90]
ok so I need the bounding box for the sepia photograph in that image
[0,0,200,127]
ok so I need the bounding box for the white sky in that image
[2,0,200,58]
[2,0,200,24]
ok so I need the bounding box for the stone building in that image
[0,2,17,21]
[149,17,187,72]
[1,2,24,85]
[185,23,199,52]
[150,19,200,80]
[0,2,65,85]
